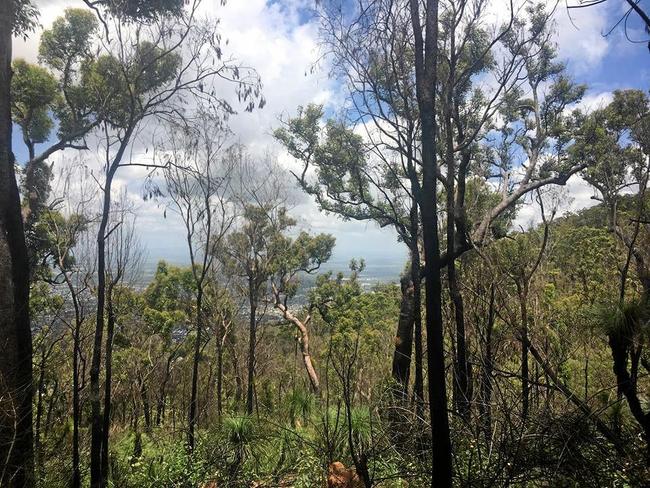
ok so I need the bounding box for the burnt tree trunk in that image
[246,281,257,415]
[392,273,415,398]
[72,316,81,488]
[480,285,495,442]
[216,328,224,424]
[91,130,132,488]
[410,0,453,485]
[517,283,530,422]
[0,2,35,485]
[101,283,117,479]
[188,286,204,451]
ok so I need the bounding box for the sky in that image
[10,0,650,275]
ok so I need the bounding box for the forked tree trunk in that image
[409,0,453,485]
[274,301,320,393]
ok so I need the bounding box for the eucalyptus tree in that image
[42,161,97,488]
[572,89,650,461]
[277,0,534,411]
[220,159,292,415]
[161,111,237,452]
[101,194,144,476]
[291,0,591,485]
[221,200,295,415]
[484,3,589,422]
[268,230,335,394]
[0,1,35,484]
[71,1,263,484]
[12,8,101,267]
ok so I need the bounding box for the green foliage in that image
[223,415,255,446]
[81,41,181,128]
[143,261,196,337]
[38,8,101,137]
[39,9,97,73]
[13,0,39,38]
[11,59,59,144]
[573,90,649,204]
[94,0,185,22]
[285,389,314,427]
[112,432,212,488]
[274,105,410,228]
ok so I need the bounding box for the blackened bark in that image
[188,287,203,451]
[449,261,470,419]
[392,274,415,398]
[609,328,650,462]
[0,2,35,484]
[412,245,424,406]
[90,122,133,488]
[410,0,453,485]
[517,283,530,422]
[72,320,81,488]
[216,327,224,424]
[90,183,110,488]
[101,284,117,477]
[480,285,495,442]
[442,21,470,421]
[246,280,257,415]
[407,160,424,407]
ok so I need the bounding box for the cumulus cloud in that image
[12,0,621,273]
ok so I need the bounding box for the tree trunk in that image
[72,320,81,488]
[141,377,151,432]
[90,127,133,487]
[518,285,530,422]
[0,2,35,484]
[100,284,116,478]
[392,274,415,399]
[188,287,203,451]
[442,25,470,421]
[413,259,424,407]
[90,167,115,488]
[409,0,453,486]
[407,163,424,407]
[216,330,224,425]
[34,348,45,483]
[247,282,257,415]
[275,301,320,393]
[449,261,470,419]
[480,285,495,442]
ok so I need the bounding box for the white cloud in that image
[17,0,618,276]
[555,1,610,74]
[576,90,614,112]
[513,174,598,229]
